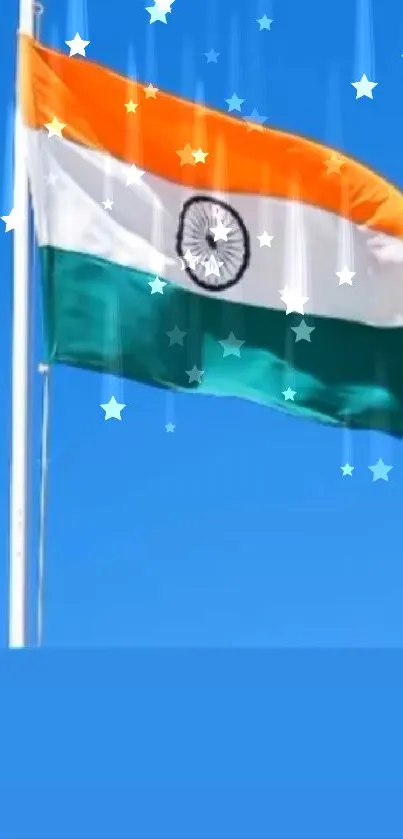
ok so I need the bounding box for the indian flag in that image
[21,35,403,435]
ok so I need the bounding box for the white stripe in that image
[27,128,403,326]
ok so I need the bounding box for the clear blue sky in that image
[0,1,403,838]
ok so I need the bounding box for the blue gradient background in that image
[0,0,402,837]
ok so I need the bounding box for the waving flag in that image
[21,34,403,435]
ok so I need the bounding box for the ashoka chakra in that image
[176,195,250,291]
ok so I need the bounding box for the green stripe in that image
[40,245,403,436]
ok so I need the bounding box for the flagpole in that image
[9,0,35,648]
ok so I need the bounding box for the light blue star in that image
[341,463,354,477]
[186,365,204,384]
[205,49,219,63]
[166,325,187,346]
[219,332,245,358]
[145,4,167,24]
[149,276,166,294]
[100,396,126,420]
[291,319,316,343]
[165,422,175,433]
[257,15,273,31]
[282,387,296,402]
[369,458,393,482]
[225,93,245,112]
[244,108,268,128]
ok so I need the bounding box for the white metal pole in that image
[9,0,35,648]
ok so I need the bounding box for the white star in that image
[146,4,168,24]
[100,396,126,420]
[192,148,209,164]
[149,276,166,294]
[65,33,90,57]
[186,365,204,384]
[279,286,309,315]
[336,266,356,286]
[203,254,223,278]
[351,74,378,100]
[102,199,113,210]
[1,208,16,232]
[257,231,274,247]
[210,220,232,242]
[126,164,145,185]
[144,83,159,98]
[45,117,66,138]
[219,332,245,358]
[46,172,58,186]
[183,249,199,270]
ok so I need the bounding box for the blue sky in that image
[1,0,403,650]
[0,1,403,837]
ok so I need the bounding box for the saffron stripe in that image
[20,34,403,238]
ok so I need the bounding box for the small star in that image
[341,463,354,477]
[186,365,204,384]
[165,422,175,433]
[257,231,274,247]
[219,332,245,358]
[291,319,315,343]
[149,276,166,294]
[203,254,223,277]
[282,387,296,401]
[336,266,356,286]
[65,33,90,56]
[279,286,309,315]
[192,148,209,164]
[244,108,268,131]
[166,325,187,346]
[225,93,245,112]
[1,208,16,232]
[351,74,378,100]
[46,172,58,186]
[210,220,231,241]
[126,164,145,185]
[102,199,113,210]
[100,396,126,420]
[369,458,393,482]
[125,100,138,113]
[176,143,196,166]
[257,14,273,30]
[45,117,66,138]
[182,250,199,271]
[205,49,219,63]
[324,153,345,175]
[146,4,168,24]
[144,83,158,98]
